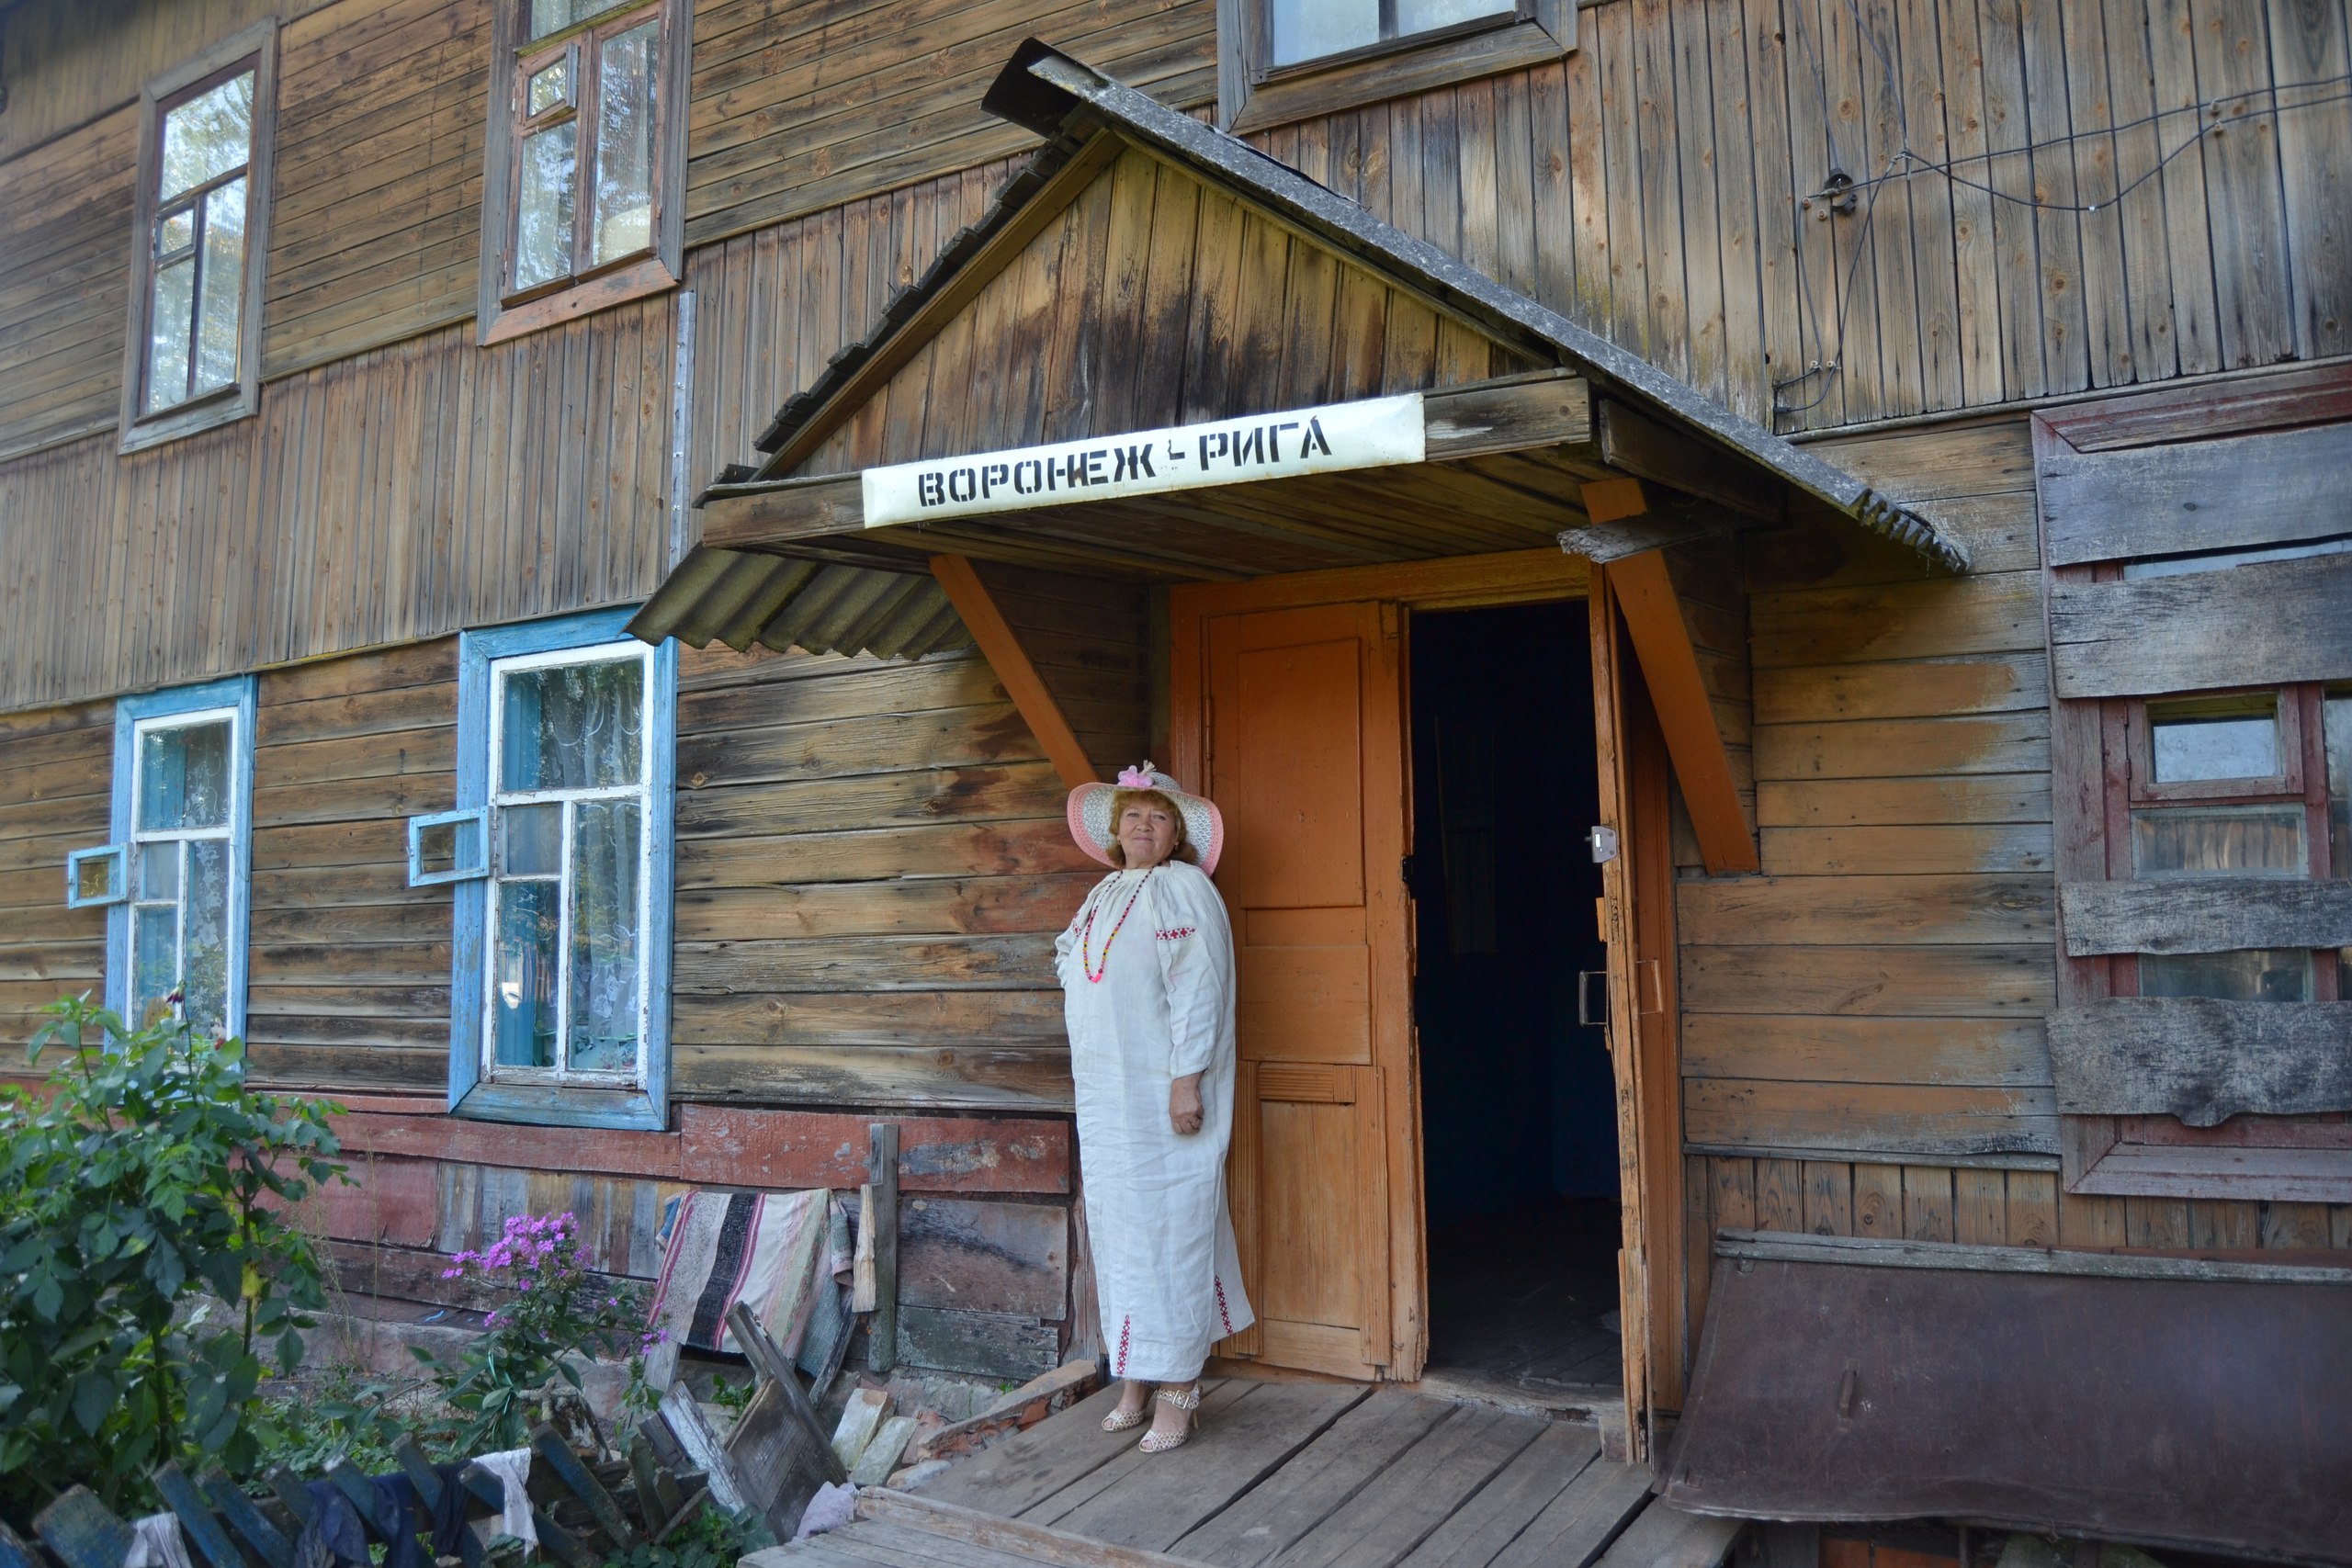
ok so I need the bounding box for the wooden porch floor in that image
[752,1378,1742,1568]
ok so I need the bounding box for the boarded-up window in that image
[2037,366,2352,1201]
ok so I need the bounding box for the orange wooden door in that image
[1201,602,1413,1380]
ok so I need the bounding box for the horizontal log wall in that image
[672,635,1117,1111]
[1689,417,2057,1164]
[246,640,460,1091]
[0,700,113,1047]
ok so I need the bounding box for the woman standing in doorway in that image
[1057,764,1255,1453]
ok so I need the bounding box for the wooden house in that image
[2,0,2347,1559]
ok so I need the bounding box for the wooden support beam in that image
[1604,550,1759,875]
[1597,400,1783,520]
[867,1121,902,1375]
[701,472,865,549]
[929,554,1099,791]
[1563,478,1728,563]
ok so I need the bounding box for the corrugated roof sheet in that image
[625,547,973,660]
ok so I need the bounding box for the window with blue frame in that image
[415,608,674,1129]
[67,677,257,1039]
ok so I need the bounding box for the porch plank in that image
[1585,1504,1741,1568]
[1391,1422,1600,1568]
[1487,1459,1656,1568]
[1272,1404,1552,1568]
[921,1382,1149,1516]
[1171,1391,1454,1566]
[1013,1382,1264,1527]
[1041,1382,1373,1551]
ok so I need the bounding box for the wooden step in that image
[747,1487,1219,1567]
[1587,1502,1744,1568]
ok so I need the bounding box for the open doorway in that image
[1408,600,1623,1401]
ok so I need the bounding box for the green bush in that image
[0,995,345,1511]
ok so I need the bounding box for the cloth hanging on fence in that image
[122,1514,196,1568]
[291,1483,368,1568]
[469,1449,537,1552]
[645,1186,844,1360]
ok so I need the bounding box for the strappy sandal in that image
[1102,1383,1152,1432]
[1137,1383,1202,1453]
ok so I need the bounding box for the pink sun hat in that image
[1067,762,1226,876]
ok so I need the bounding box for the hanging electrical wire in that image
[1767,0,2352,423]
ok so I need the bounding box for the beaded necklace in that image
[1080,865,1157,984]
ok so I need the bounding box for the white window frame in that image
[436,607,674,1131]
[68,676,257,1040]
[481,637,659,1090]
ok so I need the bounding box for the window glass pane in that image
[160,73,252,200]
[514,121,578,290]
[2131,806,2305,879]
[1269,0,1380,64]
[492,880,560,1066]
[1395,0,1514,33]
[528,57,571,114]
[591,20,659,265]
[147,256,195,413]
[138,719,232,831]
[530,0,633,39]
[74,853,121,905]
[502,802,564,875]
[157,205,194,258]
[2122,534,2352,580]
[132,904,179,1028]
[195,177,246,394]
[416,816,481,879]
[2141,950,2312,1003]
[2148,698,2280,783]
[567,798,640,1071]
[500,656,642,791]
[138,843,180,901]
[181,840,231,1037]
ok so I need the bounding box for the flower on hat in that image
[1116,763,1158,788]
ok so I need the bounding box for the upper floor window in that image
[415,610,676,1129]
[65,679,257,1039]
[121,23,277,452]
[479,0,689,346]
[1267,0,1519,69]
[1221,0,1571,134]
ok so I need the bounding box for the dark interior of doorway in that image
[1408,601,1623,1398]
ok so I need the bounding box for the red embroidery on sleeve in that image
[1156,926,1196,941]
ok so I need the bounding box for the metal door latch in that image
[1577,970,1609,1028]
[1588,826,1619,863]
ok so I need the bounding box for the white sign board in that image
[861,392,1427,528]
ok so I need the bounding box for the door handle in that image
[1577,970,1609,1028]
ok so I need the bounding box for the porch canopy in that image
[630,40,1967,663]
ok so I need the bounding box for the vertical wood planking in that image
[2266,0,2352,360]
[2190,0,2297,366]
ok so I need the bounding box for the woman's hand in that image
[1169,1073,1205,1135]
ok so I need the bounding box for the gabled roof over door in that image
[634,41,1967,657]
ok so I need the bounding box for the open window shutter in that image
[407,808,490,886]
[64,845,128,908]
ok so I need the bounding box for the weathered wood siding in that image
[0,700,112,1046]
[12,0,2349,468]
[683,0,1216,246]
[247,641,459,1093]
[0,300,676,714]
[0,107,138,460]
[263,0,494,378]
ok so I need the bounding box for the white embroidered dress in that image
[1056,857,1256,1382]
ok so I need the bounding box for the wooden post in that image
[868,1122,900,1372]
[929,553,1098,790]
